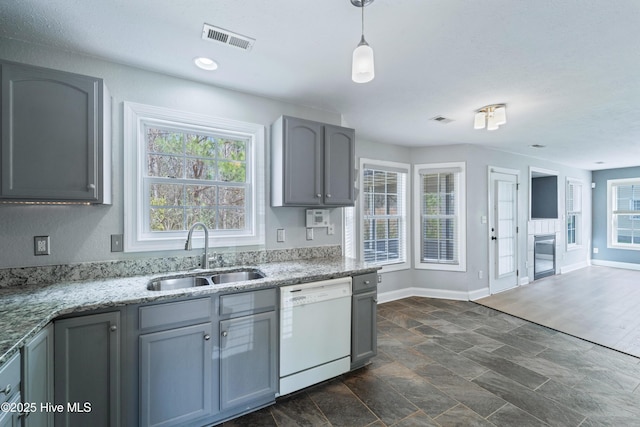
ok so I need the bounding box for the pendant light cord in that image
[361,2,365,37]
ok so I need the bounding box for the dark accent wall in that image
[592,166,640,265]
[531,176,558,219]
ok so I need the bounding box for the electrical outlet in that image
[593,247,599,254]
[111,234,124,252]
[327,224,335,235]
[277,229,285,242]
[306,228,314,240]
[34,236,50,256]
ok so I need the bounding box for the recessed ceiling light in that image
[529,144,546,149]
[594,161,605,164]
[194,57,218,71]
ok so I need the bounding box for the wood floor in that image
[476,266,640,358]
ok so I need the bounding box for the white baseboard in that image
[591,259,640,271]
[560,260,590,274]
[519,277,530,286]
[468,287,490,301]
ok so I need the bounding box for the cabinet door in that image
[23,323,54,427]
[351,290,377,369]
[324,124,355,206]
[0,392,21,427]
[283,117,323,206]
[1,62,103,201]
[219,311,276,411]
[139,323,213,427]
[54,312,120,427]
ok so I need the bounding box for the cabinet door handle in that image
[316,193,322,198]
[0,384,10,395]
[110,325,117,332]
[326,193,332,198]
[373,298,378,303]
[364,280,370,285]
[204,334,211,341]
[87,184,96,190]
[221,331,228,337]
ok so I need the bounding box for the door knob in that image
[491,236,497,240]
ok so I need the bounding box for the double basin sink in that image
[147,268,265,291]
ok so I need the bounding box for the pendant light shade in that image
[473,111,486,129]
[352,37,375,83]
[351,0,375,83]
[493,106,507,126]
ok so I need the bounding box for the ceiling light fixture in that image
[474,104,507,131]
[194,57,218,71]
[351,0,375,83]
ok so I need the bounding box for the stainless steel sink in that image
[147,269,266,291]
[147,276,210,291]
[211,270,265,284]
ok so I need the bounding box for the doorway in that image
[488,167,519,294]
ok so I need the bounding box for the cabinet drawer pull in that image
[364,280,370,285]
[221,331,228,337]
[204,334,211,341]
[110,325,117,332]
[0,384,11,395]
[88,183,96,190]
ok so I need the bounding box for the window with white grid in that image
[566,179,583,248]
[361,161,409,267]
[123,102,265,252]
[608,178,640,250]
[414,162,466,271]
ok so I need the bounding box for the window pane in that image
[219,160,246,182]
[186,208,216,229]
[219,187,245,207]
[218,139,246,161]
[150,183,183,206]
[185,134,216,157]
[147,129,183,155]
[147,154,183,178]
[186,158,217,180]
[186,185,216,206]
[219,208,245,230]
[150,208,184,231]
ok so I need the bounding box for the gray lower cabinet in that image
[0,60,111,204]
[351,273,378,369]
[54,311,120,427]
[22,323,54,427]
[0,353,21,427]
[271,115,355,207]
[219,310,277,411]
[0,393,21,427]
[139,323,214,427]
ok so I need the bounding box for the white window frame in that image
[566,178,583,250]
[414,162,466,271]
[607,177,640,251]
[355,158,410,272]
[123,102,265,252]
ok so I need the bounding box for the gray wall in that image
[592,166,640,265]
[0,38,343,268]
[409,144,591,297]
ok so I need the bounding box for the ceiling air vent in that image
[430,116,454,124]
[202,24,255,51]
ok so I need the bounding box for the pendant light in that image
[474,105,507,131]
[351,0,375,83]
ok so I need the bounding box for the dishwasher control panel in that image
[281,278,352,307]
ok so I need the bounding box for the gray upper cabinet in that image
[271,116,354,207]
[0,60,111,203]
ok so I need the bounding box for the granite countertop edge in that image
[0,257,380,366]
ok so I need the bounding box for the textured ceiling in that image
[1,0,639,170]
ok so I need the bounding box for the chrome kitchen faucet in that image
[185,222,210,270]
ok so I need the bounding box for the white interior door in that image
[489,168,519,294]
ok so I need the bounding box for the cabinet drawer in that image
[139,297,212,331]
[0,352,20,404]
[353,273,378,293]
[220,288,276,318]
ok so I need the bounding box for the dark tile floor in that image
[223,297,640,426]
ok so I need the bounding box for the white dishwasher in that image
[279,277,352,396]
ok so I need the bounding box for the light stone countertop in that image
[0,257,379,366]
